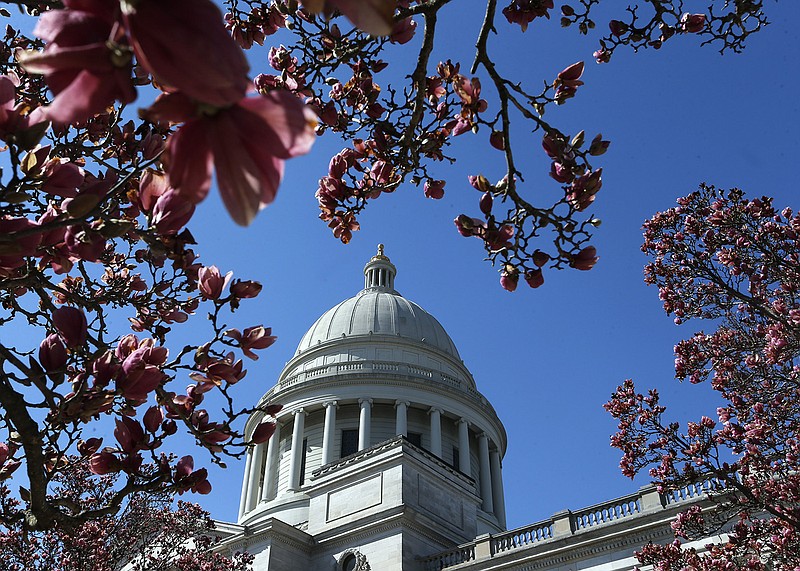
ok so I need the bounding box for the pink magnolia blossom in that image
[252,421,277,444]
[18,2,136,124]
[0,216,42,270]
[42,158,84,197]
[681,13,706,34]
[502,0,554,32]
[118,342,168,402]
[121,0,249,107]
[89,448,121,475]
[500,269,519,292]
[299,0,396,36]
[230,279,262,299]
[39,333,68,373]
[525,269,544,288]
[224,326,277,360]
[424,179,445,199]
[146,90,315,226]
[198,265,233,300]
[151,188,196,235]
[390,17,417,44]
[52,305,88,348]
[0,74,47,145]
[570,245,598,270]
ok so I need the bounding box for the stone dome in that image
[294,245,461,359]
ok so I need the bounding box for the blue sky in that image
[5,2,800,531]
[183,2,800,528]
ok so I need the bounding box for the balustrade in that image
[492,519,553,554]
[572,493,641,530]
[420,545,475,571]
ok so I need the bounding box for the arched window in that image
[342,554,357,571]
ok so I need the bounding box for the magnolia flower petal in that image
[43,68,131,124]
[124,0,249,106]
[166,119,214,204]
[210,117,263,226]
[235,92,316,159]
[332,0,395,36]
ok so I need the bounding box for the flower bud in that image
[52,306,88,349]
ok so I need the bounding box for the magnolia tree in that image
[606,185,800,569]
[0,461,252,570]
[0,0,775,538]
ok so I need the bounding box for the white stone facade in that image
[214,247,712,571]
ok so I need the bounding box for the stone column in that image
[429,407,442,457]
[238,446,253,519]
[490,449,507,528]
[246,442,266,511]
[287,409,306,491]
[395,400,409,436]
[458,419,471,475]
[321,401,338,465]
[478,432,494,513]
[358,399,372,451]
[262,421,281,501]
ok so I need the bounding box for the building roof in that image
[293,245,461,359]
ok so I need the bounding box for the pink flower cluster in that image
[18,0,316,226]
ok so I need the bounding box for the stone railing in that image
[664,478,722,505]
[279,361,465,391]
[491,519,553,554]
[421,483,714,569]
[420,543,476,570]
[571,491,642,531]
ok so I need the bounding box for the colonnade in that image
[238,399,506,527]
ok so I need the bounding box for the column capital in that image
[478,431,488,441]
[428,406,442,415]
[323,400,338,409]
[394,400,410,408]
[358,398,373,406]
[457,417,470,427]
[293,407,306,416]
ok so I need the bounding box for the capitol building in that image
[212,247,717,570]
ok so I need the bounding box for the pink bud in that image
[525,269,544,288]
[252,421,277,444]
[609,20,627,36]
[500,270,519,292]
[176,455,194,479]
[265,404,283,416]
[533,250,549,267]
[489,131,505,151]
[151,188,196,235]
[52,306,88,348]
[198,266,233,300]
[143,406,164,433]
[77,438,102,456]
[479,192,493,215]
[424,179,445,200]
[230,280,262,299]
[570,245,598,271]
[680,13,706,33]
[39,333,67,373]
[89,450,120,475]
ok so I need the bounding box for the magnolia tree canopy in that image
[0,0,777,544]
[606,185,800,570]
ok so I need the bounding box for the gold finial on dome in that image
[372,243,389,261]
[364,244,396,290]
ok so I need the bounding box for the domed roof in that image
[294,246,461,359]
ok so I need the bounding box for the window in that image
[342,554,357,571]
[299,438,308,485]
[407,431,422,449]
[452,446,460,471]
[341,429,358,458]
